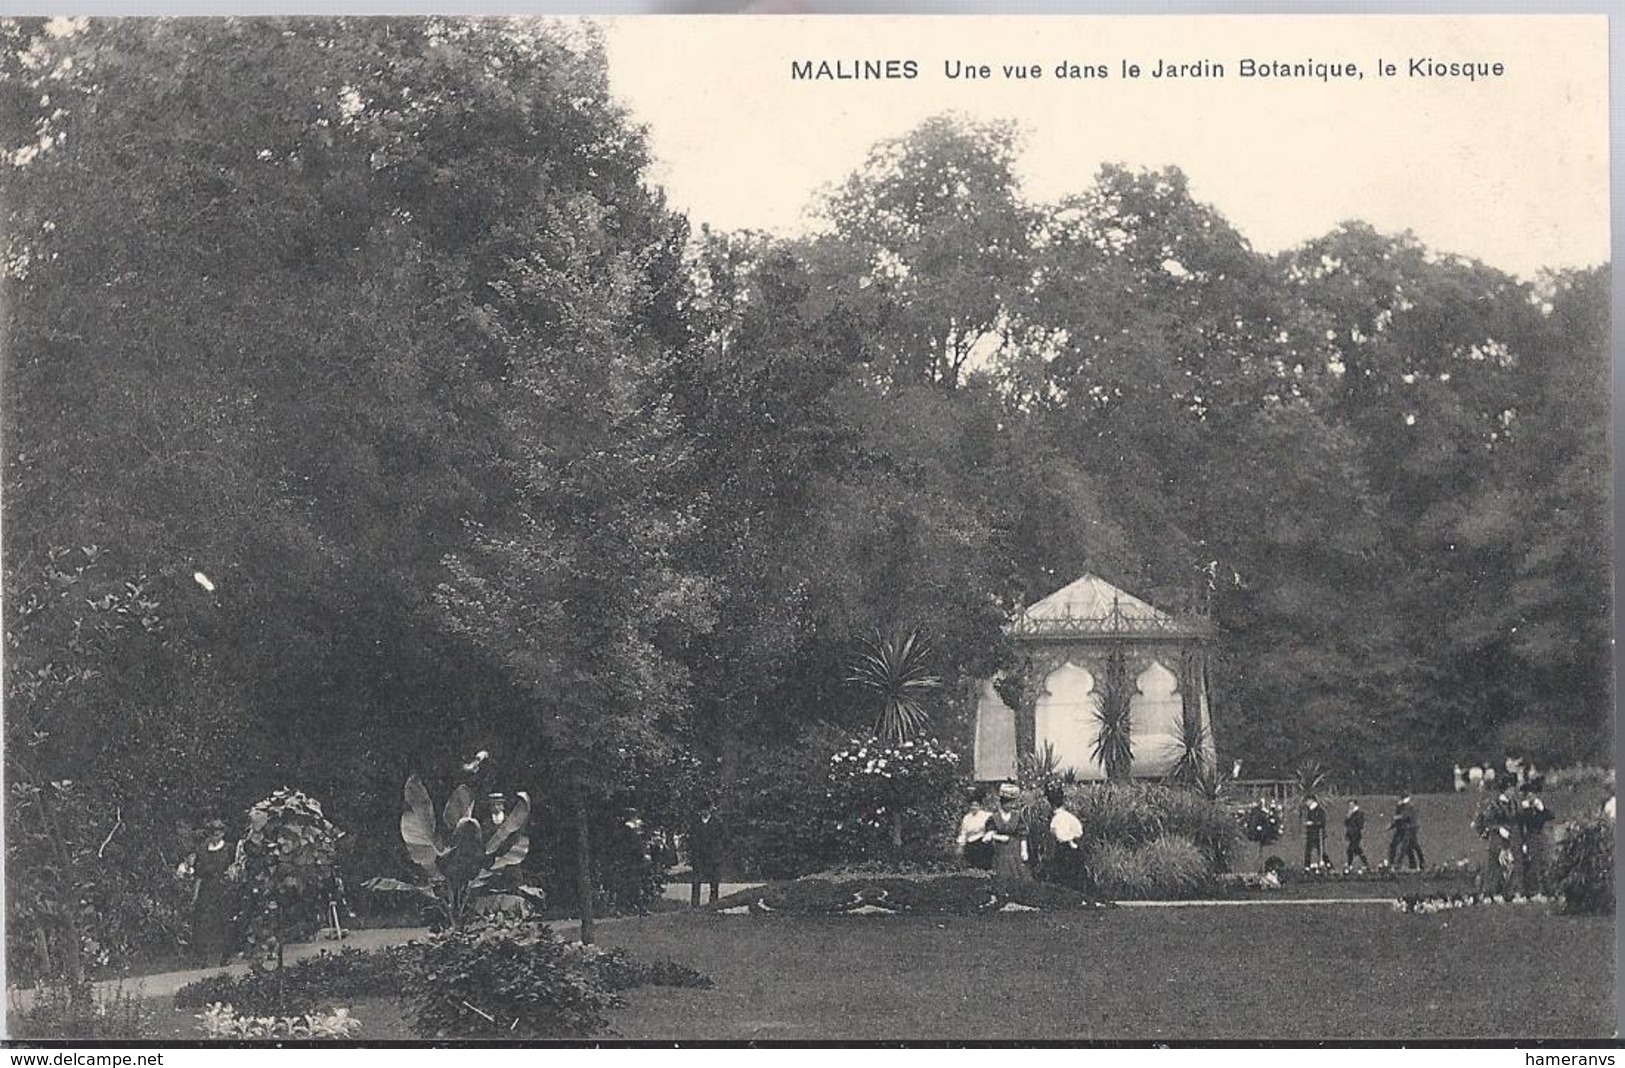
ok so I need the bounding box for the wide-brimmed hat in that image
[997,782,1020,800]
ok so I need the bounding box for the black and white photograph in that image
[0,12,1614,1046]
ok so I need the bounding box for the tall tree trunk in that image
[573,791,596,945]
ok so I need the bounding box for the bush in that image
[1084,835,1210,900]
[1064,782,1240,874]
[174,946,409,1014]
[10,980,149,1040]
[1550,816,1614,914]
[401,915,617,1038]
[727,730,848,879]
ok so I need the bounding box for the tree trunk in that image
[890,808,904,853]
[573,791,596,945]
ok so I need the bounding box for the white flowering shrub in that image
[826,737,962,859]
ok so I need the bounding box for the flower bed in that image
[1392,891,1556,915]
[709,870,1111,916]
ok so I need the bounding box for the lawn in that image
[588,907,1615,1041]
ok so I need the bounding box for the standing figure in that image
[1301,794,1329,870]
[1452,765,1467,793]
[955,789,994,871]
[687,804,725,907]
[1343,799,1370,872]
[1398,795,1425,870]
[1468,765,1484,791]
[984,782,1030,882]
[1516,787,1553,894]
[186,819,239,967]
[1044,785,1084,887]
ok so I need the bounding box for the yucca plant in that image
[846,629,942,743]
[1167,711,1211,787]
[365,775,534,928]
[1091,648,1135,781]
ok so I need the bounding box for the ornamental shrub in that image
[237,789,344,970]
[174,946,410,1014]
[826,735,963,859]
[1550,816,1614,914]
[1063,782,1240,874]
[1084,835,1210,900]
[400,915,618,1038]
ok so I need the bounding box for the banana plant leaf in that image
[437,816,486,886]
[400,774,441,874]
[441,784,475,836]
[362,877,443,910]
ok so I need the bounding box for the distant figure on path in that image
[1044,784,1084,887]
[1468,765,1484,791]
[1452,765,1466,793]
[1483,766,1498,791]
[1343,799,1369,872]
[985,782,1030,882]
[688,804,725,906]
[956,789,994,870]
[1301,794,1328,869]
[185,818,239,966]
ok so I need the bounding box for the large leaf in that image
[362,877,442,906]
[400,774,441,876]
[437,815,486,887]
[484,791,531,858]
[441,783,475,834]
[486,835,529,872]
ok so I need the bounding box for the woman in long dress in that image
[188,819,239,966]
[984,783,1030,882]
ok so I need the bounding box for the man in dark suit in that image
[688,804,726,906]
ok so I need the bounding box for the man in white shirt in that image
[1045,785,1084,887]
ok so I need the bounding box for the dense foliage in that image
[3,16,1611,971]
[400,914,708,1038]
[1549,817,1615,915]
[237,790,344,969]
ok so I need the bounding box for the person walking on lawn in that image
[1343,799,1370,872]
[1396,795,1425,869]
[1301,793,1329,869]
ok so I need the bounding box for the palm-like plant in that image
[1092,648,1135,780]
[365,774,533,927]
[1167,712,1212,786]
[846,629,942,743]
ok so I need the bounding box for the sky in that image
[599,15,1609,280]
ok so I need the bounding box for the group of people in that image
[1454,755,1543,794]
[954,782,1084,886]
[1298,794,1423,872]
[1474,783,1557,895]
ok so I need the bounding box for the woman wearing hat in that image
[984,783,1031,882]
[186,818,240,966]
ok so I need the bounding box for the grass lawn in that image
[587,907,1615,1041]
